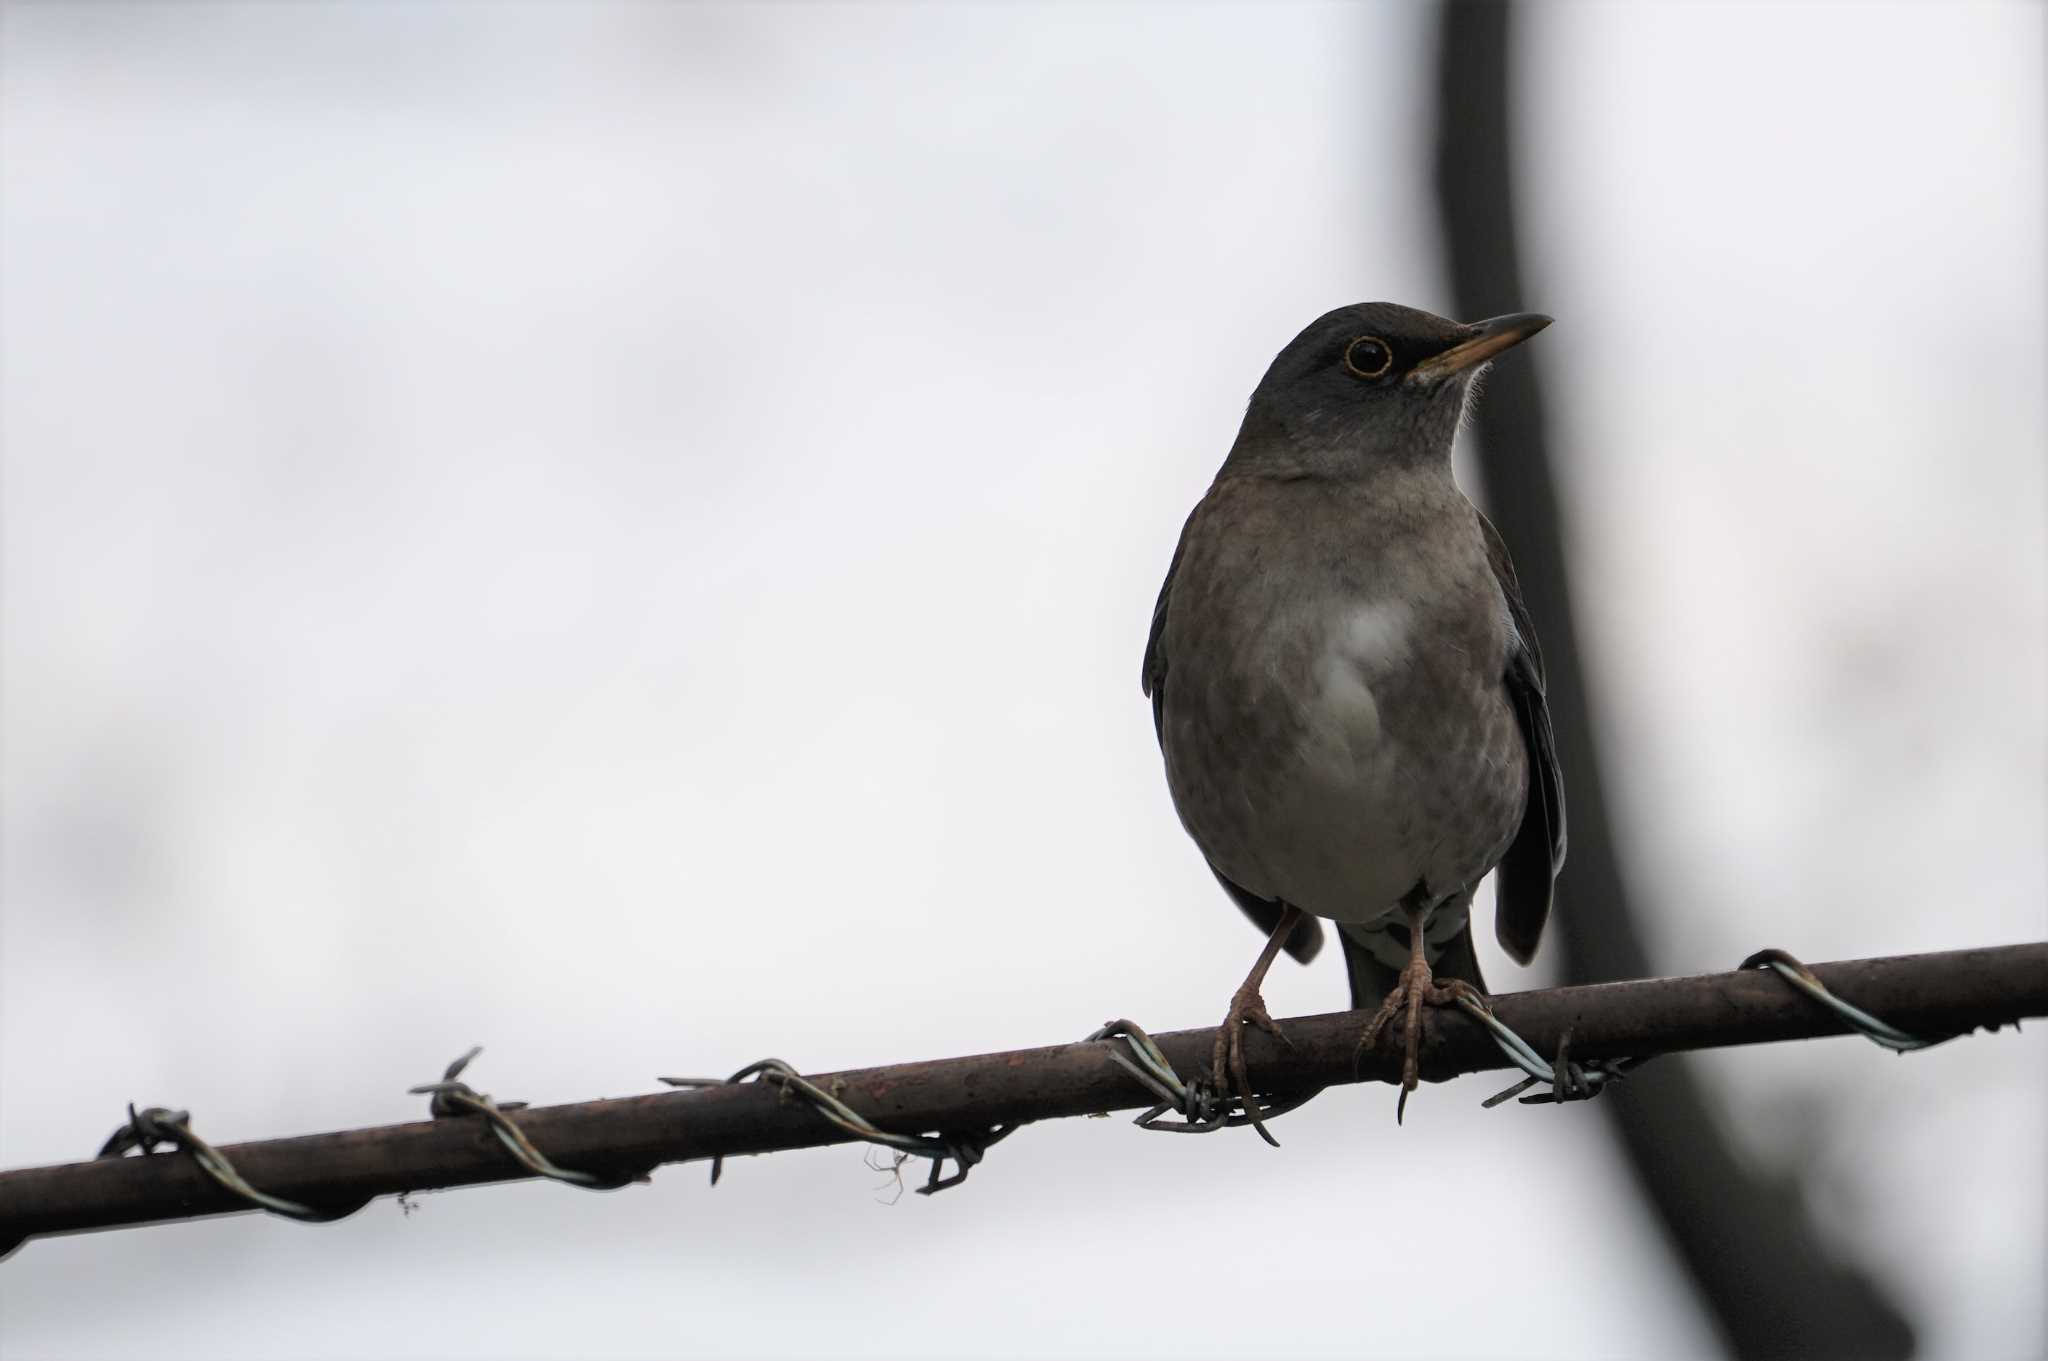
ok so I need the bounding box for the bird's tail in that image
[1338,912,1489,1013]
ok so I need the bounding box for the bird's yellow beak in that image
[1406,312,1553,385]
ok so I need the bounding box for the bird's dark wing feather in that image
[1477,511,1566,965]
[1144,504,1324,965]
[1140,510,1189,746]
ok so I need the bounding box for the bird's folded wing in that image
[1478,511,1567,965]
[1144,499,1324,965]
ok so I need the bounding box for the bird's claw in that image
[1213,983,1289,1147]
[1356,955,1480,1123]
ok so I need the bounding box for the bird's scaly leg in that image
[1212,904,1304,1147]
[1357,902,1485,1123]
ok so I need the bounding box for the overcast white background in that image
[1,4,2041,1359]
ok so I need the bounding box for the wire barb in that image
[1743,948,1951,1053]
[1457,997,1644,1108]
[1475,943,1955,1108]
[96,1104,368,1223]
[1084,1018,1322,1134]
[410,1048,646,1191]
[659,1059,1011,1195]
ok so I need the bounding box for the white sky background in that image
[0,3,2040,1358]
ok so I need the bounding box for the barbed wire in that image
[411,1048,649,1192]
[9,940,2037,1259]
[658,1059,1013,1195]
[1743,948,1952,1052]
[95,1105,370,1225]
[1085,1018,1328,1134]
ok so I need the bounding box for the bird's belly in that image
[1245,746,1427,923]
[1165,618,1527,925]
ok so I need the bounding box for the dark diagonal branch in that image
[1432,5,1920,1357]
[2,943,2040,1258]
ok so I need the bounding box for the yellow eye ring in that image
[1344,335,1393,379]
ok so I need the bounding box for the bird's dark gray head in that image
[1228,301,1551,478]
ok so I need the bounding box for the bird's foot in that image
[1357,953,1485,1123]
[1212,980,1294,1147]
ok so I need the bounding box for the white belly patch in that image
[1306,599,1412,751]
[1333,599,1413,671]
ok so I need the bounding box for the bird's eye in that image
[1344,336,1393,379]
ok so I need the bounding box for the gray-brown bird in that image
[1141,302,1565,1132]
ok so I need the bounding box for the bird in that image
[1141,302,1565,1132]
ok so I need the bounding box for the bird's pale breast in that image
[1159,474,1528,925]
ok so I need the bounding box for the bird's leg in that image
[1212,904,1304,1147]
[1357,903,1482,1122]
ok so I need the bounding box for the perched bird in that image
[1141,302,1565,1131]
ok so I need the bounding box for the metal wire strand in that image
[1083,1018,1322,1134]
[410,1048,646,1192]
[96,1104,367,1223]
[1743,948,1951,1053]
[1477,943,1954,1107]
[1453,996,1644,1108]
[659,1059,1011,1195]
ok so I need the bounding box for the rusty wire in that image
[1744,948,1952,1052]
[411,1048,647,1192]
[1455,997,1647,1107]
[659,1059,1014,1195]
[1085,1017,1321,1133]
[96,1104,369,1223]
[5,941,2038,1257]
[1470,942,1959,1106]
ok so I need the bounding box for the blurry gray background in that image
[1,3,2041,1358]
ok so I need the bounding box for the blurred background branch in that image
[1433,3,1919,1357]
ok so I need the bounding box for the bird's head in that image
[1230,302,1551,476]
